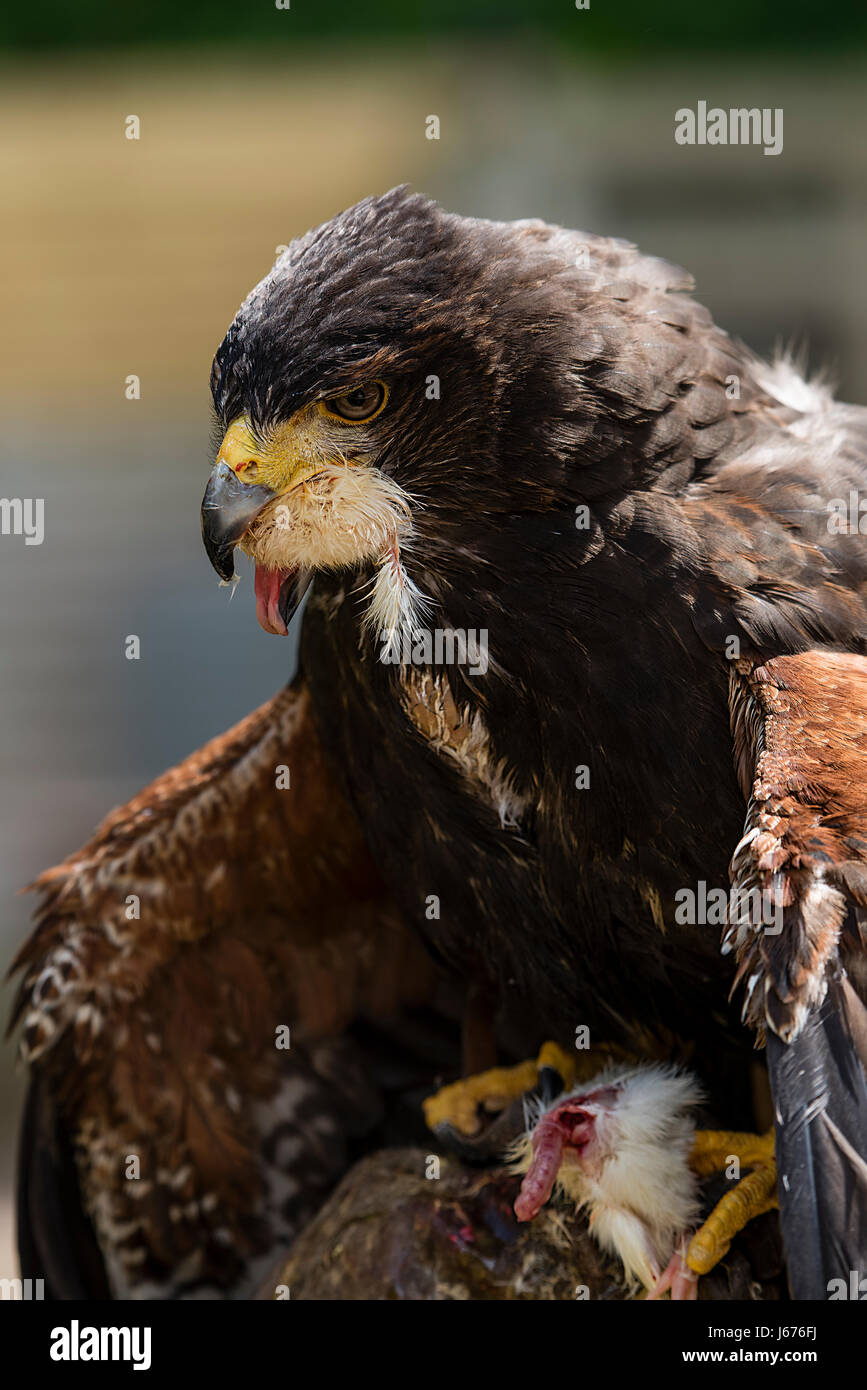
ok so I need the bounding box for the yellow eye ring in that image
[320,381,389,424]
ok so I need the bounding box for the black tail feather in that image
[768,977,867,1300]
[16,1077,111,1300]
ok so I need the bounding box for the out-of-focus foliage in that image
[1,0,865,56]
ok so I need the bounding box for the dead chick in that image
[511,1063,703,1299]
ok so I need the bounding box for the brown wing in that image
[10,677,438,1298]
[726,651,867,1299]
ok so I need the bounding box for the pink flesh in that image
[514,1118,564,1222]
[254,564,291,636]
[647,1241,699,1301]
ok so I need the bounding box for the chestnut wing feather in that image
[727,651,867,1298]
[10,676,437,1298]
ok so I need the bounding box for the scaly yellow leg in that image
[687,1128,777,1275]
[423,1040,634,1137]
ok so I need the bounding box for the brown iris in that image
[322,381,388,423]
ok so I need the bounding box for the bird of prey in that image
[12,187,867,1300]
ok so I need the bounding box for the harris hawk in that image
[11,187,867,1300]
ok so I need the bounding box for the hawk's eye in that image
[322,381,388,422]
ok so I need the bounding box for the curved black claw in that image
[537,1064,569,1108]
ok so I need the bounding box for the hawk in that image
[12,188,867,1299]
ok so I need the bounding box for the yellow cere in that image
[217,412,335,494]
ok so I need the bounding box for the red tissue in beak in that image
[254,564,294,636]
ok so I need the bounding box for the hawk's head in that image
[202,186,610,640]
[202,186,723,643]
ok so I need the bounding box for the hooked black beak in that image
[201,460,276,581]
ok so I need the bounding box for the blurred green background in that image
[2,0,866,54]
[2,1,866,1284]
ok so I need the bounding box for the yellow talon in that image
[536,1041,578,1089]
[423,1041,580,1137]
[690,1128,775,1174]
[687,1127,777,1276]
[423,1059,539,1136]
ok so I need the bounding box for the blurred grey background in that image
[2,2,866,1281]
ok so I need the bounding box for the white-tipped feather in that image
[364,546,433,662]
[754,354,834,415]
